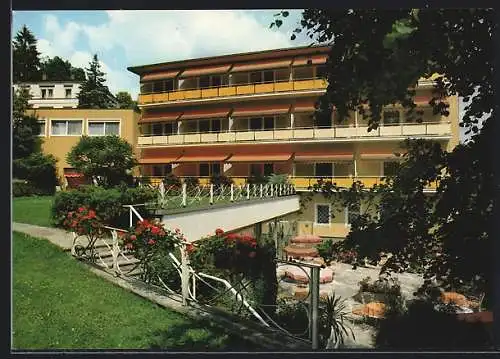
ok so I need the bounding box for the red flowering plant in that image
[188,228,260,279]
[63,206,105,260]
[121,219,183,283]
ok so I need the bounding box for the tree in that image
[12,87,41,159]
[40,56,87,81]
[77,54,117,109]
[66,136,138,188]
[13,25,41,83]
[115,91,140,112]
[273,9,495,303]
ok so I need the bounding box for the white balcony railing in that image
[29,98,79,108]
[137,122,452,146]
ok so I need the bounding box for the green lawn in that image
[12,231,260,350]
[12,196,54,227]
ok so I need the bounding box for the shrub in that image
[247,174,268,185]
[210,174,233,187]
[316,240,358,265]
[163,173,181,188]
[267,173,289,185]
[13,152,59,195]
[121,220,183,283]
[52,185,157,228]
[12,180,45,197]
[183,176,199,189]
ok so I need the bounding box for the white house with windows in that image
[13,81,82,108]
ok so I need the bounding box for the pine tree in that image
[12,25,41,83]
[77,54,117,109]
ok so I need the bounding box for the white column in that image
[177,121,182,134]
[353,149,358,177]
[228,116,234,132]
[354,110,358,127]
[292,162,296,176]
[290,112,295,129]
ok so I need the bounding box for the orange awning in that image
[179,65,231,77]
[360,153,402,160]
[227,153,292,162]
[180,108,230,120]
[230,59,292,73]
[294,153,353,161]
[231,104,291,117]
[139,112,182,123]
[292,54,328,66]
[293,102,316,113]
[141,70,180,82]
[176,154,229,163]
[139,155,182,164]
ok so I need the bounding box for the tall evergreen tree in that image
[12,25,41,83]
[77,54,116,109]
[12,87,41,159]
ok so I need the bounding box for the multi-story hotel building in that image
[128,45,460,237]
[13,81,82,109]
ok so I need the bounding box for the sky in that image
[12,10,309,100]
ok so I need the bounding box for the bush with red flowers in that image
[121,219,183,283]
[63,206,105,259]
[188,228,260,278]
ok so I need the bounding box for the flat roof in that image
[127,44,331,76]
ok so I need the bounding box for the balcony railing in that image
[135,176,438,191]
[137,122,452,146]
[138,78,327,105]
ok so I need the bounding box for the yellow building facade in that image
[128,45,460,237]
[27,108,140,184]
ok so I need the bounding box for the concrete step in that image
[290,234,322,245]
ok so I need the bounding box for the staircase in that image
[281,234,335,301]
[88,238,143,277]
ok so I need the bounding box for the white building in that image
[13,81,82,109]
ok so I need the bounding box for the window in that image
[383,161,399,177]
[152,123,163,135]
[165,79,174,92]
[211,163,221,176]
[264,163,274,176]
[250,164,262,176]
[263,70,274,83]
[51,120,83,136]
[37,120,46,136]
[153,81,164,93]
[316,204,331,224]
[250,72,262,84]
[164,164,173,175]
[199,163,210,177]
[293,66,314,80]
[334,162,352,177]
[88,121,120,136]
[263,117,274,130]
[211,119,221,132]
[249,117,263,130]
[211,75,222,87]
[141,82,153,94]
[199,76,210,89]
[41,89,47,98]
[316,65,327,78]
[65,88,72,98]
[48,89,53,98]
[199,120,211,133]
[383,110,400,125]
[164,122,175,135]
[315,163,333,177]
[152,165,163,176]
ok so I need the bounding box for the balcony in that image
[137,122,452,147]
[136,176,438,191]
[137,79,327,105]
[28,97,79,109]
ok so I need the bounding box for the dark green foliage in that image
[13,153,59,195]
[210,174,233,187]
[12,88,41,159]
[66,135,138,188]
[115,91,140,112]
[163,173,181,187]
[12,181,45,197]
[273,8,496,310]
[375,299,493,349]
[183,176,199,189]
[77,54,116,109]
[40,56,85,82]
[51,185,156,228]
[247,174,268,185]
[12,25,41,83]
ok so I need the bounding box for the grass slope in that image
[12,231,259,350]
[13,196,54,227]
